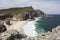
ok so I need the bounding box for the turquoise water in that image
[23,14,60,36]
[35,14,60,34]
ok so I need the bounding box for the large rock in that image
[0,24,7,33]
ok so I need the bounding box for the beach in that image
[4,21,27,32]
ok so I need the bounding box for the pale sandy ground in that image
[4,21,27,32]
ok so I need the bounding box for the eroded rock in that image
[7,34,27,40]
[0,24,7,33]
[0,30,27,40]
[16,10,45,21]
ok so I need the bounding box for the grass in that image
[0,6,33,15]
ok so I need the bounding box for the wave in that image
[22,17,42,37]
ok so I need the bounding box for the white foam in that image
[23,21,37,37]
[23,17,41,37]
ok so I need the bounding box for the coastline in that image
[4,21,27,33]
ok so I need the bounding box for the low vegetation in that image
[0,6,33,15]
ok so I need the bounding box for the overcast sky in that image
[0,0,60,14]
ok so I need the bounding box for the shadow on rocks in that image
[0,24,7,33]
[7,34,27,40]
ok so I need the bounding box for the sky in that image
[0,0,60,14]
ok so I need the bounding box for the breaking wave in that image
[23,17,42,37]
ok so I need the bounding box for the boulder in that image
[0,24,7,33]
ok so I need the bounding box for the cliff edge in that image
[0,6,45,21]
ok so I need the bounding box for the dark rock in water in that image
[7,33,27,40]
[0,24,7,33]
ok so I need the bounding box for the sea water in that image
[35,14,60,34]
[23,14,60,36]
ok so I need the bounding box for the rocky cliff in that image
[0,6,45,21]
[16,10,45,21]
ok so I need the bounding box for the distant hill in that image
[0,6,33,15]
[0,6,45,20]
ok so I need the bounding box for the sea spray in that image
[23,17,42,37]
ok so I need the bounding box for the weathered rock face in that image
[5,18,12,25]
[0,24,7,33]
[7,34,27,40]
[16,10,45,21]
[0,30,27,40]
[0,14,13,20]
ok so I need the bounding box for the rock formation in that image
[0,14,13,20]
[0,23,7,33]
[0,30,27,40]
[16,10,45,21]
[0,26,60,40]
[7,34,27,40]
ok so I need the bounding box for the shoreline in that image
[0,20,60,40]
[4,20,27,32]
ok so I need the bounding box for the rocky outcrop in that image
[5,18,12,25]
[0,24,7,33]
[0,30,27,40]
[16,10,45,21]
[7,34,27,40]
[0,14,13,20]
[0,26,60,40]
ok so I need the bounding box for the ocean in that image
[23,14,60,37]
